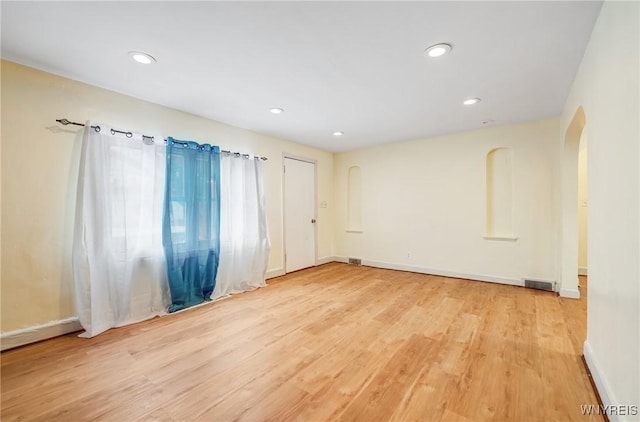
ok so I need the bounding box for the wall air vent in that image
[524,279,555,292]
[348,258,362,266]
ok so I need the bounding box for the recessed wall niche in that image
[347,166,362,232]
[485,148,515,240]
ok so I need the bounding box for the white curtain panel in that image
[215,154,271,299]
[72,124,170,337]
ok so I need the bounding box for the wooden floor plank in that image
[338,334,438,421]
[0,263,601,421]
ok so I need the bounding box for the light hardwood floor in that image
[1,264,600,421]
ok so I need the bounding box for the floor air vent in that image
[524,279,555,292]
[348,258,362,265]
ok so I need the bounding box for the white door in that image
[284,157,316,273]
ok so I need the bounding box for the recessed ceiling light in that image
[129,51,156,64]
[333,131,344,136]
[463,98,481,106]
[270,108,284,114]
[424,43,452,58]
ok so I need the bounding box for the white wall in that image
[0,60,334,333]
[334,118,560,285]
[560,0,639,416]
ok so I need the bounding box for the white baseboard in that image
[559,288,581,299]
[266,258,341,278]
[291,256,555,291]
[265,268,285,279]
[316,256,338,265]
[1,317,82,351]
[578,267,588,276]
[583,340,620,422]
[361,259,523,287]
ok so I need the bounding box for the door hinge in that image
[283,165,286,173]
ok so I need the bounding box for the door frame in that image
[282,153,318,273]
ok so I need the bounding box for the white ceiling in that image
[1,1,602,152]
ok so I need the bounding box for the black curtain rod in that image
[55,118,268,161]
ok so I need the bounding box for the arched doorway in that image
[559,106,587,298]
